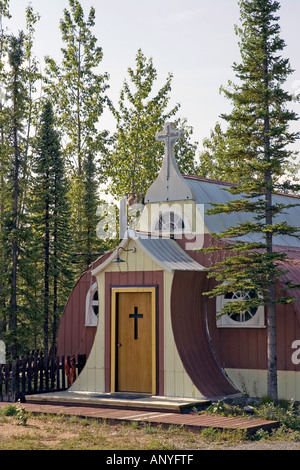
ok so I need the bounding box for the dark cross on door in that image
[129,306,143,340]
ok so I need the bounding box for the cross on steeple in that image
[144,121,195,203]
[155,122,183,179]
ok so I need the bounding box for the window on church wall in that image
[85,282,99,326]
[216,288,265,328]
[153,211,186,235]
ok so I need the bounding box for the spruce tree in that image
[32,101,73,355]
[81,151,101,269]
[0,5,42,356]
[203,0,299,400]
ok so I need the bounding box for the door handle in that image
[117,343,122,347]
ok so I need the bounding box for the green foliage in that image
[255,399,300,430]
[105,49,198,198]
[206,400,245,417]
[200,0,300,400]
[0,402,29,425]
[1,404,18,416]
[198,122,237,182]
[206,398,300,435]
[31,101,74,352]
[44,0,110,172]
[44,0,110,274]
[0,1,200,354]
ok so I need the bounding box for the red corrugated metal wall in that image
[56,253,112,358]
[171,270,239,397]
[177,235,300,373]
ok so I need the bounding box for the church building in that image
[56,123,300,401]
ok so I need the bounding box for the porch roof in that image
[91,235,204,275]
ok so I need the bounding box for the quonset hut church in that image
[56,123,300,401]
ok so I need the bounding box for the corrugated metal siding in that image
[207,280,300,373]
[170,270,239,397]
[278,257,300,327]
[56,251,113,358]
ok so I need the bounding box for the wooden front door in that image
[111,288,156,394]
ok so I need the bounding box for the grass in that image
[1,399,300,450]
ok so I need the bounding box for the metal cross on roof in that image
[144,121,195,203]
[155,122,184,179]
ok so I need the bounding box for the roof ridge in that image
[183,175,300,199]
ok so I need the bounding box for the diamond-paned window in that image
[154,212,185,233]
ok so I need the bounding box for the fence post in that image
[27,355,32,395]
[21,357,27,402]
[56,356,60,391]
[0,351,84,402]
[39,353,44,392]
[0,364,2,401]
[33,353,38,394]
[50,356,55,391]
[4,363,10,401]
[11,360,18,402]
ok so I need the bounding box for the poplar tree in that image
[44,0,109,273]
[203,0,300,400]
[106,49,198,199]
[6,32,27,357]
[198,122,234,181]
[0,0,10,337]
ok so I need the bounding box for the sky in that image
[5,0,300,156]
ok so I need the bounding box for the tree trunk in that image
[52,203,58,355]
[43,188,50,355]
[264,49,278,400]
[10,74,20,359]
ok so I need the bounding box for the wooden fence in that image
[0,353,86,402]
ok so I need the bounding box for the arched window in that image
[216,288,265,328]
[154,211,185,234]
[85,282,99,326]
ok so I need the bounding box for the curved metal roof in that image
[184,176,300,248]
[91,235,204,276]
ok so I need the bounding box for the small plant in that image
[254,399,300,430]
[200,427,221,441]
[1,404,18,416]
[0,401,29,426]
[205,400,245,418]
[16,401,28,426]
[251,428,269,441]
[206,400,226,415]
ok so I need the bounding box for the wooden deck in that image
[0,398,280,435]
